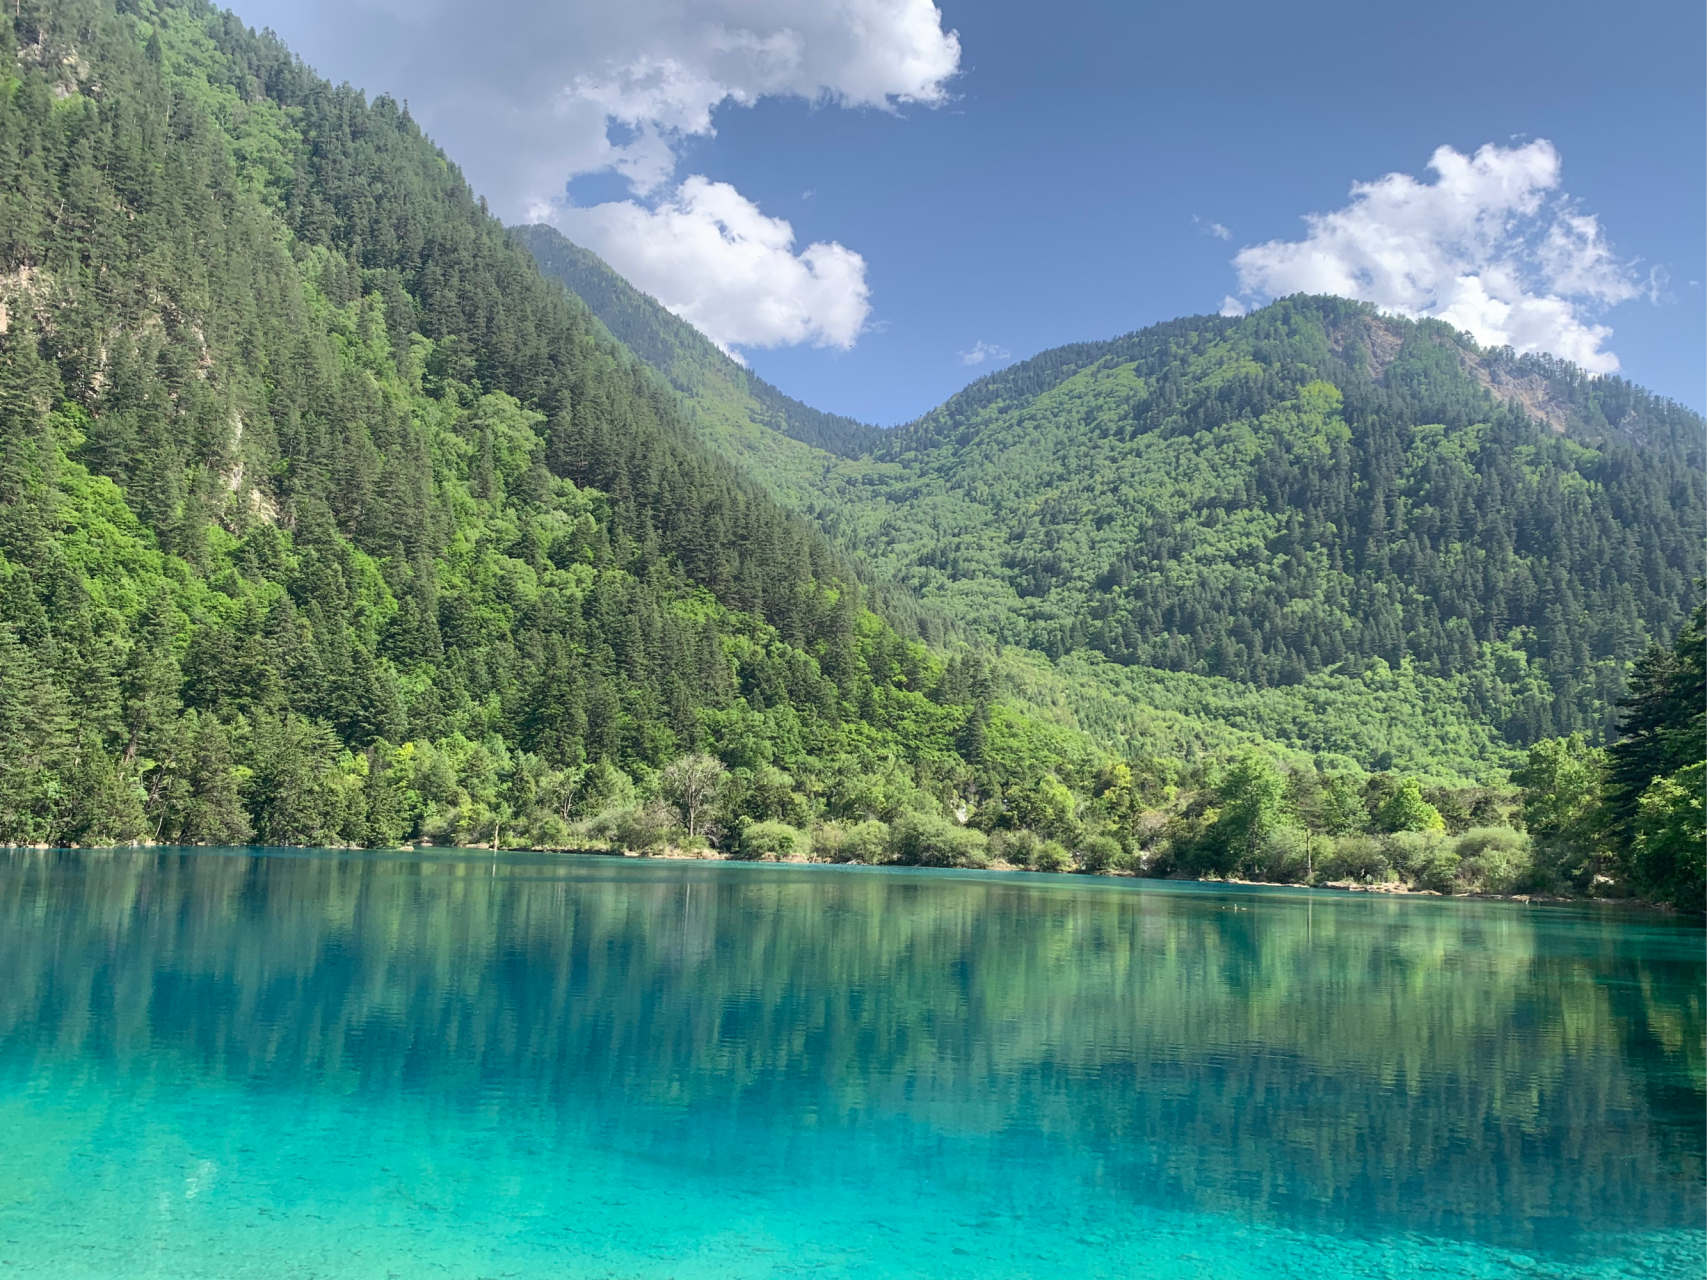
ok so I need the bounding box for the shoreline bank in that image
[7,841,1682,911]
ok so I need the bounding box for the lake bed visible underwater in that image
[0,848,1700,1278]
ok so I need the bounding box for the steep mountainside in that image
[525,239,1704,779]
[517,224,881,458]
[2,0,1697,899]
[860,299,1703,737]
[0,0,1089,847]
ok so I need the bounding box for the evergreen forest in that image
[0,0,1700,907]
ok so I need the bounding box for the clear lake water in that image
[0,847,1701,1278]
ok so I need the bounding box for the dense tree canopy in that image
[527,229,1704,782]
[1,1,1698,908]
[0,0,1061,849]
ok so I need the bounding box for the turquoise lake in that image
[0,848,1701,1278]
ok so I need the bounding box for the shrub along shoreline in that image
[369,838,1703,910]
[10,825,1686,910]
[13,599,1696,911]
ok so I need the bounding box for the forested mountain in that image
[523,229,1703,903]
[0,0,1082,850]
[2,0,1697,903]
[523,242,1703,771]
[513,225,944,645]
[859,300,1703,737]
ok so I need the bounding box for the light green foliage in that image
[1448,828,1534,896]
[1630,763,1704,910]
[1004,775,1079,844]
[1177,754,1289,877]
[0,0,1111,851]
[1515,735,1605,842]
[609,800,678,855]
[738,820,807,861]
[531,223,1703,786]
[888,811,989,868]
[6,3,1695,901]
[1374,778,1446,834]
[839,819,892,865]
[1077,834,1126,874]
[1604,604,1705,906]
[1256,823,1312,882]
[576,764,638,821]
[1385,832,1456,892]
[1028,840,1073,873]
[658,752,727,840]
[1512,734,1606,886]
[1312,826,1538,894]
[1319,835,1390,884]
[989,828,1071,872]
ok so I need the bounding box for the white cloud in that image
[1193,215,1232,241]
[559,177,870,355]
[959,341,1011,366]
[243,0,961,216]
[231,0,959,354]
[1219,296,1247,318]
[1228,141,1640,372]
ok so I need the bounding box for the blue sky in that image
[231,0,1704,425]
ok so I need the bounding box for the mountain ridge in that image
[515,225,884,457]
[879,302,1702,464]
[0,0,1101,851]
[523,230,1705,776]
[2,0,1698,903]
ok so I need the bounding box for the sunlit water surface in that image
[0,848,1701,1278]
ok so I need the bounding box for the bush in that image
[1029,839,1073,873]
[1078,834,1125,874]
[1449,827,1533,895]
[1385,830,1447,880]
[1384,830,1460,893]
[1254,823,1310,882]
[529,813,572,849]
[812,822,850,863]
[609,799,677,854]
[840,820,892,865]
[738,820,807,860]
[1413,848,1463,893]
[1319,834,1390,883]
[947,827,992,868]
[990,829,1041,867]
[890,812,990,867]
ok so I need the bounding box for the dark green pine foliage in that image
[519,223,1702,777]
[1602,601,1704,905]
[0,0,1026,846]
[1604,604,1706,832]
[862,300,1704,743]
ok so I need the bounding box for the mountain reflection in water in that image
[0,848,1700,1276]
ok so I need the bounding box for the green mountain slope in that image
[4,0,1695,898]
[516,224,881,459]
[524,241,1703,783]
[0,0,1094,849]
[859,299,1703,733]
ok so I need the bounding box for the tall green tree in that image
[1603,603,1706,905]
